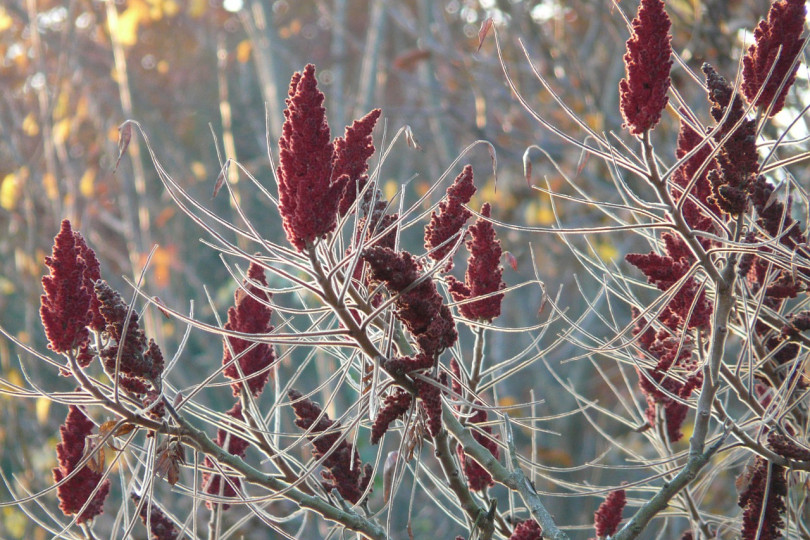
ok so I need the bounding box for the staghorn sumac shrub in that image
[1,2,810,540]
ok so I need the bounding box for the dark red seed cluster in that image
[202,402,250,510]
[52,405,110,523]
[737,457,787,540]
[742,0,806,116]
[703,64,759,217]
[277,64,380,251]
[95,280,165,399]
[131,494,179,540]
[222,262,275,397]
[632,312,703,442]
[626,233,712,330]
[370,388,413,444]
[363,246,457,360]
[594,489,626,538]
[424,165,477,269]
[289,390,372,503]
[508,519,543,540]
[447,203,505,322]
[619,0,672,135]
[40,219,103,358]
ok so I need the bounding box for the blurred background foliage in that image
[0,0,797,538]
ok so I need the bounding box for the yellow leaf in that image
[525,201,555,226]
[79,168,96,197]
[190,161,206,181]
[141,245,176,287]
[0,276,14,295]
[110,1,149,47]
[42,172,59,202]
[0,172,23,211]
[584,112,603,131]
[6,368,23,389]
[53,90,71,120]
[22,113,39,136]
[236,40,252,63]
[595,241,619,262]
[52,119,71,145]
[189,0,207,18]
[35,397,51,425]
[148,0,179,18]
[383,179,399,202]
[157,60,169,74]
[0,7,13,33]
[2,507,26,539]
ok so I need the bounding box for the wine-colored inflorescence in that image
[289,390,373,503]
[703,64,760,216]
[508,519,543,540]
[363,246,458,359]
[202,402,249,510]
[335,108,382,216]
[95,280,165,397]
[131,494,179,540]
[371,388,412,445]
[222,262,275,397]
[277,64,381,252]
[742,0,807,116]
[447,202,506,322]
[424,164,477,269]
[618,0,672,135]
[52,405,110,523]
[40,220,102,357]
[738,457,787,540]
[593,489,626,538]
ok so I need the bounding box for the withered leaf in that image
[477,18,493,53]
[114,122,132,173]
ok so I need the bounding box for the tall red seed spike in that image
[508,519,543,540]
[131,494,179,540]
[288,389,372,503]
[40,220,94,355]
[742,0,806,116]
[738,457,787,540]
[594,489,627,538]
[222,262,275,397]
[703,64,759,216]
[370,388,412,444]
[424,165,477,270]
[447,203,506,322]
[363,246,458,358]
[618,0,673,135]
[201,402,250,511]
[334,108,382,216]
[671,110,722,231]
[52,405,110,523]
[277,64,344,252]
[456,404,499,491]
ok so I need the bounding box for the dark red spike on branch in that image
[371,388,413,444]
[277,64,343,252]
[288,389,372,503]
[222,262,275,397]
[52,405,110,523]
[424,165,477,270]
[594,489,626,538]
[334,108,382,216]
[446,203,505,322]
[742,0,807,116]
[619,0,673,135]
[738,457,787,540]
[508,519,543,540]
[40,220,94,356]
